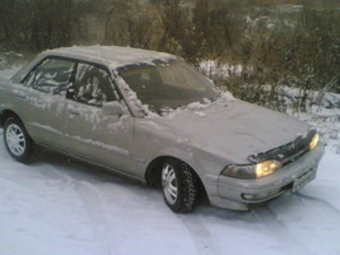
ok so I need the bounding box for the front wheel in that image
[3,117,34,163]
[161,159,198,213]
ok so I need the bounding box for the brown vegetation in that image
[0,0,339,111]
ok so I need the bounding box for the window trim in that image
[71,62,120,107]
[20,55,135,116]
[21,56,77,88]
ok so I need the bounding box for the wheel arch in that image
[0,110,23,128]
[145,155,207,199]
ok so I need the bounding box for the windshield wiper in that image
[209,92,222,102]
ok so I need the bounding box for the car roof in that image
[10,45,178,84]
[43,45,177,69]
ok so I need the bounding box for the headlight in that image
[222,160,282,179]
[255,160,282,178]
[309,133,319,150]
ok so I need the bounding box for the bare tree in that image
[103,0,161,49]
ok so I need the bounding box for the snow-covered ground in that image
[1,68,340,255]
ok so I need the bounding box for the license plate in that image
[292,166,317,193]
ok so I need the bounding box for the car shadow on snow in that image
[30,149,140,186]
[28,149,257,219]
[28,149,167,196]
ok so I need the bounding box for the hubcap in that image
[6,124,26,156]
[162,163,178,205]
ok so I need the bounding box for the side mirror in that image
[102,101,126,116]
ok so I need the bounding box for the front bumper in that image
[211,143,325,211]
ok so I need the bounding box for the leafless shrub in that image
[218,6,340,112]
[1,0,339,113]
[103,0,162,49]
[0,0,76,51]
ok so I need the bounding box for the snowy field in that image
[1,68,340,255]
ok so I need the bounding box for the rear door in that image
[16,57,76,150]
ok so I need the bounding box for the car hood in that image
[154,99,310,163]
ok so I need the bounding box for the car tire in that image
[161,158,198,213]
[3,117,34,163]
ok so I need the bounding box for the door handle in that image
[14,92,27,99]
[68,109,80,116]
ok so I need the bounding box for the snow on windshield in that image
[116,59,221,113]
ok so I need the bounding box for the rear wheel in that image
[161,158,198,213]
[3,117,34,163]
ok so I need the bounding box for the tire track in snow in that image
[252,205,314,255]
[74,180,121,255]
[295,192,340,217]
[177,214,221,255]
[46,165,121,255]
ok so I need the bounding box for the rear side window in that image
[24,58,75,94]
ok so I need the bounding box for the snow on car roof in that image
[45,45,177,69]
[9,45,177,84]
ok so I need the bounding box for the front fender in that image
[134,117,227,198]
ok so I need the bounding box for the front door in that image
[64,63,136,175]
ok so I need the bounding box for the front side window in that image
[24,58,75,94]
[73,63,118,107]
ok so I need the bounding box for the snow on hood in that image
[154,99,310,164]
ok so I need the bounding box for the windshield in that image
[117,59,220,112]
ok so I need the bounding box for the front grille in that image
[248,129,316,165]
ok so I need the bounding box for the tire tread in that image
[162,158,198,213]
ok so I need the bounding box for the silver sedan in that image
[0,46,324,213]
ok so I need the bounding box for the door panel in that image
[64,100,136,174]
[63,62,136,175]
[16,57,76,150]
[22,89,66,150]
